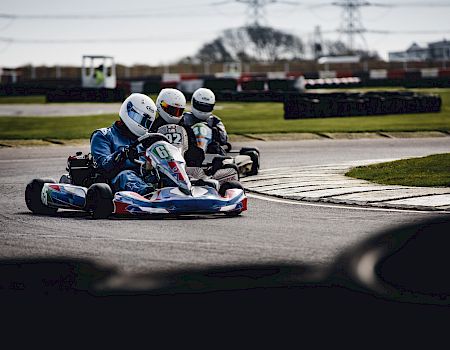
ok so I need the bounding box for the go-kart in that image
[190,122,260,177]
[25,133,247,219]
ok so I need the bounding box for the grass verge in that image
[346,153,450,187]
[0,88,449,139]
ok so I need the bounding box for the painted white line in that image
[248,193,449,215]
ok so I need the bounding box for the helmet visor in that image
[193,99,215,113]
[127,102,154,129]
[160,101,184,118]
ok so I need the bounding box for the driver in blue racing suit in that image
[90,93,158,196]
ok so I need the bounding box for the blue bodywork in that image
[114,186,246,215]
[42,183,246,216]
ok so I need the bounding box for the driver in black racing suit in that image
[182,87,228,157]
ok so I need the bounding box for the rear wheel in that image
[25,178,58,215]
[219,180,245,216]
[241,150,259,176]
[219,180,244,197]
[85,183,114,219]
[240,147,260,156]
[221,163,240,179]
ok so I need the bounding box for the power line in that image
[213,0,300,26]
[319,1,450,52]
[0,34,209,44]
[0,4,215,20]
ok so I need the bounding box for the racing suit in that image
[182,112,228,156]
[149,116,204,167]
[90,120,157,195]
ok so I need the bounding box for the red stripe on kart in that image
[49,184,61,191]
[114,201,130,214]
[241,197,248,211]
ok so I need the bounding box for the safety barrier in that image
[0,79,80,96]
[46,87,128,102]
[1,68,449,102]
[284,91,441,119]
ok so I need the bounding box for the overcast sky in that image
[0,0,449,68]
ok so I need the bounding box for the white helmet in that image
[119,93,157,137]
[191,88,215,121]
[156,88,186,124]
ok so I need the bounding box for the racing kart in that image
[25,132,247,219]
[191,122,260,177]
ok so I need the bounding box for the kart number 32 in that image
[165,132,182,145]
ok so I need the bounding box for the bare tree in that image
[186,25,304,63]
[322,40,349,56]
[196,38,234,63]
[245,26,304,61]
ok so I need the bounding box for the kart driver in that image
[150,88,187,132]
[150,88,204,166]
[182,87,228,156]
[90,93,159,196]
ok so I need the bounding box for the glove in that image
[211,127,220,143]
[114,145,138,163]
[210,116,221,127]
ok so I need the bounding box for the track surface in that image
[1,137,449,273]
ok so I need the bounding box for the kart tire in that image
[225,210,242,217]
[239,146,260,156]
[241,150,259,176]
[223,142,233,152]
[59,174,71,184]
[86,183,113,219]
[220,163,240,180]
[219,180,245,197]
[25,178,58,215]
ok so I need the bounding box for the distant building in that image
[428,40,450,60]
[389,40,450,62]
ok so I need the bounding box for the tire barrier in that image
[203,78,238,92]
[0,79,80,96]
[142,79,162,94]
[284,91,441,119]
[46,87,128,103]
[215,91,290,102]
[360,77,450,88]
[267,79,297,91]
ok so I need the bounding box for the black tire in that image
[59,174,71,184]
[241,150,259,176]
[25,178,58,215]
[225,210,242,217]
[239,147,260,156]
[85,183,114,219]
[220,163,240,180]
[219,180,245,197]
[219,180,245,216]
[223,142,232,152]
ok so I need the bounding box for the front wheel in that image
[85,183,114,219]
[25,178,58,215]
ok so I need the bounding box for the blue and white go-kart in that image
[25,133,247,219]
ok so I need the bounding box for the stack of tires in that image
[46,86,129,102]
[284,91,441,119]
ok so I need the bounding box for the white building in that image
[389,40,450,62]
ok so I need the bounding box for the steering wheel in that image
[128,133,171,164]
[131,133,170,149]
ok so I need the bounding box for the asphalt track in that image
[1,137,449,274]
